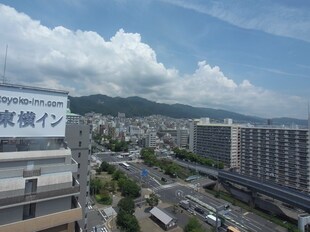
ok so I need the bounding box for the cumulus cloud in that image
[0,4,307,118]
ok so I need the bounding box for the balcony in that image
[23,168,41,178]
[0,196,82,232]
[0,179,80,208]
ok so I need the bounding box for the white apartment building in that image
[146,129,157,148]
[189,118,240,169]
[240,126,310,193]
[177,128,189,149]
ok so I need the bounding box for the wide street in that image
[94,153,286,232]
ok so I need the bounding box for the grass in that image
[95,193,112,205]
[205,189,299,232]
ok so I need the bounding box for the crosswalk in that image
[152,182,180,191]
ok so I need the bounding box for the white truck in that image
[179,200,190,210]
[205,214,221,228]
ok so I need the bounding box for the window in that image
[80,130,82,136]
[78,152,81,158]
[25,179,37,195]
[78,163,80,169]
[77,174,80,179]
[79,141,82,147]
[23,203,36,220]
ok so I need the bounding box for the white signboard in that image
[0,85,68,137]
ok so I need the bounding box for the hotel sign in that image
[0,85,68,137]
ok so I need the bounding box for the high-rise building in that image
[240,127,310,193]
[66,113,91,231]
[146,129,157,148]
[0,83,82,232]
[190,119,240,169]
[177,128,189,149]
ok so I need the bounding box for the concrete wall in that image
[0,205,23,225]
[66,124,91,231]
[36,197,71,217]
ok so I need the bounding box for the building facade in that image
[146,130,157,148]
[190,119,240,169]
[0,83,82,232]
[240,127,310,193]
[66,123,91,231]
[177,128,189,149]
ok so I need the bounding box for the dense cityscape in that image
[1,1,310,232]
[0,83,309,232]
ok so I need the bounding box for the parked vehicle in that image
[179,200,190,210]
[205,214,221,228]
[194,207,204,215]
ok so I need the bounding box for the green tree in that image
[112,169,126,181]
[184,217,206,232]
[100,161,110,172]
[95,190,112,205]
[118,197,135,214]
[116,211,140,232]
[90,178,103,195]
[121,179,141,198]
[107,164,116,174]
[146,193,159,207]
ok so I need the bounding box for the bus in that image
[120,162,130,170]
[227,226,240,232]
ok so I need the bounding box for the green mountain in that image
[68,94,308,126]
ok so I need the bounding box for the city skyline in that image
[0,1,310,119]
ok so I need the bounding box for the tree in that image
[146,193,159,207]
[116,211,140,232]
[100,161,110,172]
[121,179,141,198]
[107,164,116,174]
[184,217,206,232]
[118,197,135,214]
[112,169,126,181]
[90,178,103,195]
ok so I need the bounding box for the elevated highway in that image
[218,171,310,213]
[174,158,310,213]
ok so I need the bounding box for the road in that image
[156,185,285,232]
[94,154,285,232]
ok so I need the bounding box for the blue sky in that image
[0,0,309,118]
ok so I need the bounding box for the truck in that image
[205,214,221,228]
[179,200,190,210]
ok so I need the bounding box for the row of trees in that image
[94,161,141,198]
[173,148,224,169]
[99,161,141,198]
[141,148,181,178]
[116,197,140,232]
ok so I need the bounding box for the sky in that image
[0,0,309,119]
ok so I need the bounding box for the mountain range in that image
[69,94,308,126]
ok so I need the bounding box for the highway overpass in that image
[174,158,310,213]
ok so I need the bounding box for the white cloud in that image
[161,0,310,43]
[0,4,307,118]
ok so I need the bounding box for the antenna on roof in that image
[2,44,8,84]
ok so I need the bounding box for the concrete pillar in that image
[298,214,310,232]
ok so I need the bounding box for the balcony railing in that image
[0,179,80,208]
[0,196,82,232]
[23,168,41,178]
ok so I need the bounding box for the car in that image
[161,177,167,182]
[194,207,204,215]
